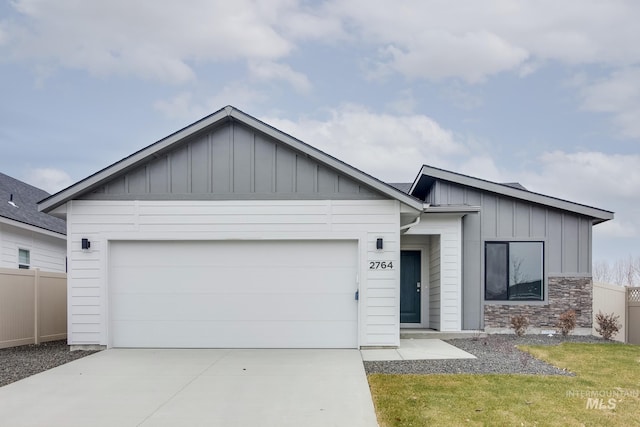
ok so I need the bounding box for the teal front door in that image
[400,250,421,324]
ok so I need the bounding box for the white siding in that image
[0,223,66,272]
[429,235,441,330]
[65,199,401,347]
[405,214,462,331]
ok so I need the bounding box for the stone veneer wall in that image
[484,277,592,329]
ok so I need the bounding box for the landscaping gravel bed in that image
[364,334,608,376]
[0,340,99,387]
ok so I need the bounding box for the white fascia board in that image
[0,216,66,240]
[419,165,614,222]
[423,205,481,213]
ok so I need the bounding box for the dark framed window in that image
[18,248,30,269]
[485,241,544,301]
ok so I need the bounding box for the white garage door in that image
[109,240,358,348]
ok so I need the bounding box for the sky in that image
[0,0,638,264]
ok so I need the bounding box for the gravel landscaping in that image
[364,334,608,376]
[0,340,99,387]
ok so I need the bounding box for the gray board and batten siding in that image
[427,179,595,330]
[82,121,387,201]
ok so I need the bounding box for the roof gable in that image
[411,165,613,223]
[81,120,387,201]
[40,106,422,212]
[0,172,66,235]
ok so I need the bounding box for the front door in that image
[400,250,421,323]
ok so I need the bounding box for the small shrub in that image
[556,309,577,336]
[510,315,530,337]
[595,311,622,340]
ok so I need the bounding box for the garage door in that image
[109,240,358,348]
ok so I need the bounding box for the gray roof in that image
[39,106,424,213]
[387,182,412,194]
[501,182,528,191]
[0,172,66,235]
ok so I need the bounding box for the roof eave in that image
[0,215,66,238]
[417,165,614,222]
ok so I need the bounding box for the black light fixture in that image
[81,238,91,250]
[376,238,383,250]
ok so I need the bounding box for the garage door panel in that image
[111,241,357,267]
[112,293,357,322]
[113,320,357,349]
[111,267,356,295]
[109,240,359,348]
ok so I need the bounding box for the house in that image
[0,172,66,272]
[38,106,613,349]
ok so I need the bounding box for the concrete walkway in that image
[361,339,476,361]
[0,349,378,427]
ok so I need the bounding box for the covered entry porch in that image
[399,213,468,332]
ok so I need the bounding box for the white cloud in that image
[520,151,640,202]
[595,220,638,239]
[330,0,640,82]
[515,151,640,240]
[380,30,529,84]
[276,2,345,40]
[579,67,640,139]
[262,104,477,182]
[24,168,73,194]
[9,0,640,86]
[5,0,296,83]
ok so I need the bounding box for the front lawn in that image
[368,342,640,427]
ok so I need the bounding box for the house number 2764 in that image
[369,261,393,270]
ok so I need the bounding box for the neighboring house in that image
[38,106,613,349]
[0,172,66,272]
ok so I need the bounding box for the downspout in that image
[400,204,430,233]
[400,215,420,232]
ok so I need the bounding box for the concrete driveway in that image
[0,349,378,427]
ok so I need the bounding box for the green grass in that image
[368,343,640,427]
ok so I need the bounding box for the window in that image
[485,241,543,301]
[18,249,30,269]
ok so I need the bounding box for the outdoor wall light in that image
[81,238,91,250]
[376,238,383,250]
